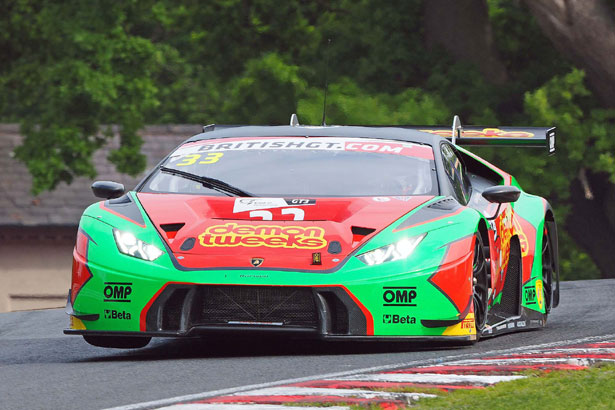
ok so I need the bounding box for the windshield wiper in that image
[159,166,254,197]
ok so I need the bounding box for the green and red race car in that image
[65,116,559,348]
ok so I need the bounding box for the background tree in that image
[2,0,614,280]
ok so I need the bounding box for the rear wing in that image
[205,115,556,154]
[407,115,556,154]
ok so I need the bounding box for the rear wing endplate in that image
[409,115,556,154]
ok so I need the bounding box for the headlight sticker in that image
[356,233,426,266]
[113,229,164,261]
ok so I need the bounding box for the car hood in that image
[137,193,434,270]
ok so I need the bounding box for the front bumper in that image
[66,217,477,341]
[65,279,476,342]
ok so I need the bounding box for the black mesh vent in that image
[322,292,349,334]
[493,242,521,316]
[162,288,189,330]
[196,286,318,328]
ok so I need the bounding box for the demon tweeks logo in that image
[104,309,131,320]
[382,287,417,306]
[198,223,327,249]
[383,314,416,324]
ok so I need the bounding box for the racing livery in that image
[65,117,559,348]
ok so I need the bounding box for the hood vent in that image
[160,223,185,240]
[428,197,460,211]
[351,226,376,244]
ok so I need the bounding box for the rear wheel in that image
[542,227,554,314]
[83,335,151,349]
[472,233,489,336]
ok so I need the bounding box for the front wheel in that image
[83,335,151,349]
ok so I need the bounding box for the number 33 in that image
[176,152,224,166]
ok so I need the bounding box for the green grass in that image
[376,364,615,409]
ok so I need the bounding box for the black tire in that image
[472,233,489,338]
[542,227,555,314]
[83,335,151,349]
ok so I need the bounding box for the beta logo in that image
[383,287,417,306]
[103,282,132,302]
[104,309,131,320]
[383,314,416,324]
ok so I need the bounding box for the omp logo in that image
[524,284,537,305]
[198,223,327,249]
[103,282,132,302]
[104,309,131,320]
[383,287,417,306]
[383,314,416,324]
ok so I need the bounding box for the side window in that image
[441,143,472,204]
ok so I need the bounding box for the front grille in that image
[145,284,367,335]
[196,286,318,328]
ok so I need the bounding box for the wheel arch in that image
[544,202,560,308]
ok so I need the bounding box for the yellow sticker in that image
[70,316,86,330]
[443,313,476,337]
[536,279,544,310]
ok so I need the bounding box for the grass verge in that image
[352,364,615,409]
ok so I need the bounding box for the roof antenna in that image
[321,38,332,126]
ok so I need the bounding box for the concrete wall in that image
[0,239,72,313]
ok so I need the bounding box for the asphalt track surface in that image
[1,279,614,410]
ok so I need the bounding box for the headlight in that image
[356,233,426,266]
[113,229,164,261]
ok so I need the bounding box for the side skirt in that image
[481,306,545,338]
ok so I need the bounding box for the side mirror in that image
[482,185,521,204]
[91,181,125,199]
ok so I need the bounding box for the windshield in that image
[141,136,437,197]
